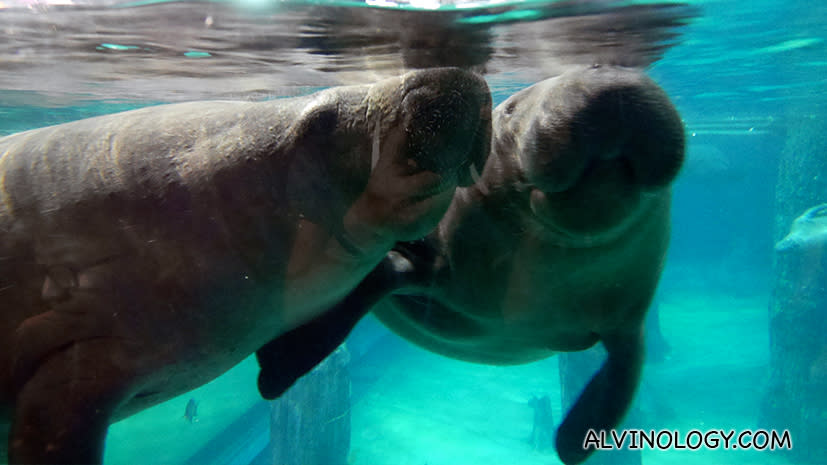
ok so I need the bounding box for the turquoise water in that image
[1,0,825,464]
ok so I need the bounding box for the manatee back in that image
[0,101,296,218]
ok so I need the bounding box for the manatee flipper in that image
[10,337,136,465]
[8,267,142,465]
[555,328,645,465]
[11,294,113,392]
[256,251,416,399]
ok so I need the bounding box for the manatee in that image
[775,203,827,252]
[0,67,492,464]
[256,65,684,465]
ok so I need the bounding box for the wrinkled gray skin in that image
[0,68,492,464]
[775,204,827,252]
[373,65,685,464]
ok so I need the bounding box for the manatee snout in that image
[517,65,684,194]
[490,66,683,241]
[399,68,492,186]
[776,203,827,253]
[355,68,492,244]
[593,71,685,191]
[775,237,803,253]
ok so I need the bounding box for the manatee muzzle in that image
[400,68,492,188]
[526,76,685,195]
[514,66,685,243]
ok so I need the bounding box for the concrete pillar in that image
[760,115,827,463]
[269,345,351,465]
[761,204,827,463]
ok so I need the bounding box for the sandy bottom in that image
[103,356,261,465]
[103,288,802,465]
[348,290,796,465]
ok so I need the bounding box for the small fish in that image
[184,398,198,423]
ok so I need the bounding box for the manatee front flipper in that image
[555,328,645,465]
[8,268,139,465]
[11,338,136,465]
[256,251,418,399]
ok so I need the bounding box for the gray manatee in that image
[775,204,827,252]
[0,68,492,464]
[256,64,684,465]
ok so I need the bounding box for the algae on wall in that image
[773,115,827,236]
[762,115,827,464]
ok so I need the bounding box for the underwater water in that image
[1,0,825,464]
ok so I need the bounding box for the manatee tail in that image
[555,329,644,465]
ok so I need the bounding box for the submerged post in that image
[269,345,351,465]
[760,115,827,463]
[762,204,827,462]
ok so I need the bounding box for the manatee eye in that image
[504,99,517,116]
